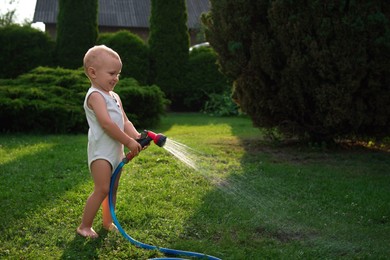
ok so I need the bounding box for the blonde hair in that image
[83,45,121,74]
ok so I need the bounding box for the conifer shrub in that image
[0,67,167,133]
[149,0,189,110]
[97,31,150,85]
[204,0,390,141]
[55,0,98,69]
[114,78,168,128]
[0,25,54,78]
[185,47,229,111]
[202,91,239,117]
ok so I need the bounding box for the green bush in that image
[0,24,54,78]
[202,91,239,116]
[184,47,230,111]
[97,31,150,85]
[0,67,167,133]
[115,78,169,128]
[149,0,189,110]
[0,67,88,133]
[204,0,390,142]
[55,0,98,69]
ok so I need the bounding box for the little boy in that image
[77,45,142,238]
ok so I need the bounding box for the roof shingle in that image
[33,0,210,29]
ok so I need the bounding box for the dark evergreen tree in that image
[203,0,390,141]
[97,31,149,85]
[56,0,98,69]
[186,47,229,111]
[148,0,190,110]
[0,25,54,78]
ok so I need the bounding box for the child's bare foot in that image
[77,226,99,238]
[104,223,119,232]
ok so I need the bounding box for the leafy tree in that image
[56,0,98,69]
[203,0,390,141]
[0,11,15,27]
[148,0,190,110]
[0,0,16,27]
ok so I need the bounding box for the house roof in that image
[33,0,210,29]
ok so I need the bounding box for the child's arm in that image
[115,94,141,139]
[88,92,141,154]
[124,118,141,139]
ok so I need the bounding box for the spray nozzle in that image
[137,130,167,148]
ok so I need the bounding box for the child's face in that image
[91,53,122,92]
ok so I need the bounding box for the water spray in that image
[109,130,221,260]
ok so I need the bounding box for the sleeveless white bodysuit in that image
[84,87,124,173]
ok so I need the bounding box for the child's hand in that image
[135,132,149,150]
[126,138,142,157]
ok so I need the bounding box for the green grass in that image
[0,113,389,259]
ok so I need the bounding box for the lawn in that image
[0,113,389,259]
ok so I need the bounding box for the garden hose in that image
[108,131,221,260]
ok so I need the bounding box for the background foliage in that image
[203,0,390,142]
[114,78,168,128]
[202,91,240,117]
[97,31,150,85]
[0,23,231,121]
[0,1,231,118]
[56,0,98,69]
[0,67,167,133]
[0,25,54,79]
[2,1,388,141]
[148,0,190,110]
[185,47,230,111]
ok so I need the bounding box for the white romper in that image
[84,87,125,173]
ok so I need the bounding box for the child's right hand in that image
[126,138,142,157]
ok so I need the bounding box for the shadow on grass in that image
[60,230,106,260]
[3,114,386,258]
[151,113,390,259]
[0,135,86,216]
[0,135,90,256]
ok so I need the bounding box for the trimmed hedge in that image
[0,25,54,79]
[115,78,168,128]
[0,67,167,134]
[55,0,98,69]
[185,47,230,111]
[97,31,150,85]
[148,0,189,110]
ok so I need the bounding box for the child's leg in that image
[77,159,112,238]
[102,170,121,230]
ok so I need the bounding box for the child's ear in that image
[87,67,97,79]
